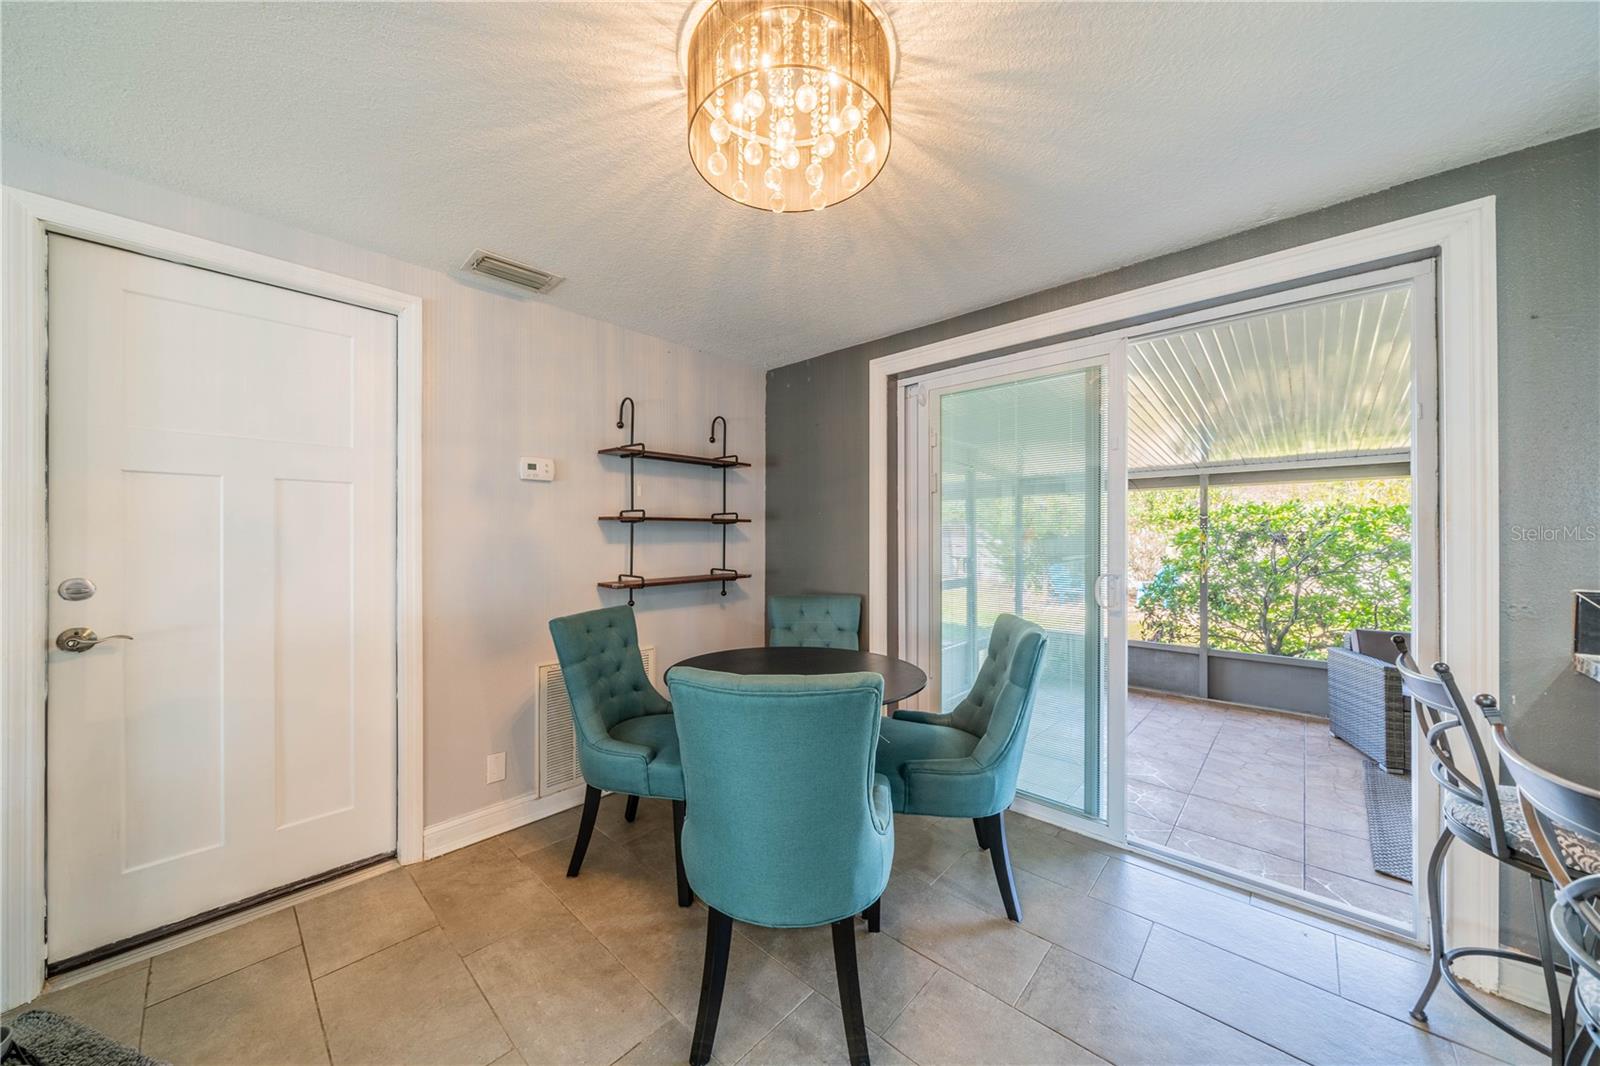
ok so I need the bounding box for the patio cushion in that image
[1579,968,1598,1023]
[1443,786,1600,874]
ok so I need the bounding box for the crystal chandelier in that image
[682,0,894,213]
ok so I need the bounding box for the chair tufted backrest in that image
[953,614,1047,774]
[767,594,862,650]
[549,606,670,748]
[669,667,891,927]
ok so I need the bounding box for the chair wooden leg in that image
[691,908,733,1066]
[862,896,881,933]
[973,818,989,851]
[1411,828,1453,1021]
[566,785,603,878]
[673,800,692,907]
[981,812,1022,922]
[831,918,872,1066]
[625,794,640,823]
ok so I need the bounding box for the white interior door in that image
[45,235,398,963]
[900,342,1127,838]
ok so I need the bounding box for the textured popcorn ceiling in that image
[3,2,1596,368]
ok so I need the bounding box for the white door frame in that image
[868,197,1499,985]
[1,188,426,1010]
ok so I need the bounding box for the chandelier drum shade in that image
[683,0,893,213]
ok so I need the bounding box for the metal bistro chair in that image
[1394,635,1570,1062]
[1490,708,1600,1065]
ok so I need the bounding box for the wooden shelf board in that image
[598,515,750,524]
[597,445,750,469]
[597,572,752,590]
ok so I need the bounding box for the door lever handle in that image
[55,627,134,653]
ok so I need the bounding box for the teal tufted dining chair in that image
[767,593,862,650]
[668,667,892,1066]
[876,613,1046,921]
[548,605,690,906]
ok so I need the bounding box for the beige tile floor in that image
[9,792,1549,1066]
[1125,688,1414,923]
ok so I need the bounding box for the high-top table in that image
[667,646,928,705]
[1491,670,1600,799]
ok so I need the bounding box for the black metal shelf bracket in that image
[617,398,642,602]
[709,417,733,596]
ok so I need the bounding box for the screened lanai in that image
[1122,277,1421,924]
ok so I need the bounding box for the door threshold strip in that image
[43,853,397,990]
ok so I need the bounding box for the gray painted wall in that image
[766,131,1598,951]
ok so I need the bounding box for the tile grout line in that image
[292,908,336,1066]
[457,944,519,1064]
[522,832,688,1046]
[141,942,306,1010]
[1022,936,1305,1066]
[302,924,440,987]
[876,963,938,1041]
[137,960,152,1052]
[1130,923,1477,1062]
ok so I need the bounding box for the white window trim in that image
[1,188,427,1010]
[868,198,1498,982]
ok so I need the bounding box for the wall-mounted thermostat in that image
[519,456,555,482]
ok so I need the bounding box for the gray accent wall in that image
[766,131,1598,949]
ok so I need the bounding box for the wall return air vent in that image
[537,646,655,796]
[462,249,564,294]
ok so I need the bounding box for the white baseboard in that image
[421,787,587,859]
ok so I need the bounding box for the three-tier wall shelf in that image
[597,397,752,606]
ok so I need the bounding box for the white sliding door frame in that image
[897,339,1129,844]
[868,198,1498,983]
[1,188,426,1011]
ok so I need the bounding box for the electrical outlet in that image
[519,456,555,482]
[486,751,506,783]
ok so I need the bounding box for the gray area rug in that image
[2,1011,161,1066]
[1363,762,1414,882]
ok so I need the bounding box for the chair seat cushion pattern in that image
[1444,786,1600,874]
[767,594,862,650]
[877,614,1048,820]
[549,605,683,801]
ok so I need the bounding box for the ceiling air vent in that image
[462,249,564,295]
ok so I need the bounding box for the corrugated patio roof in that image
[1127,283,1414,475]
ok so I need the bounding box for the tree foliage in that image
[1131,479,1411,658]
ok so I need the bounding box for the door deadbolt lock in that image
[55,627,133,653]
[57,577,97,601]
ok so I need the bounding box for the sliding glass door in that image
[900,344,1126,830]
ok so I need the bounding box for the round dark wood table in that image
[667,646,928,704]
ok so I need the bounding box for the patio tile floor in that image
[1126,688,1414,925]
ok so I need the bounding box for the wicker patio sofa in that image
[1327,628,1411,774]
